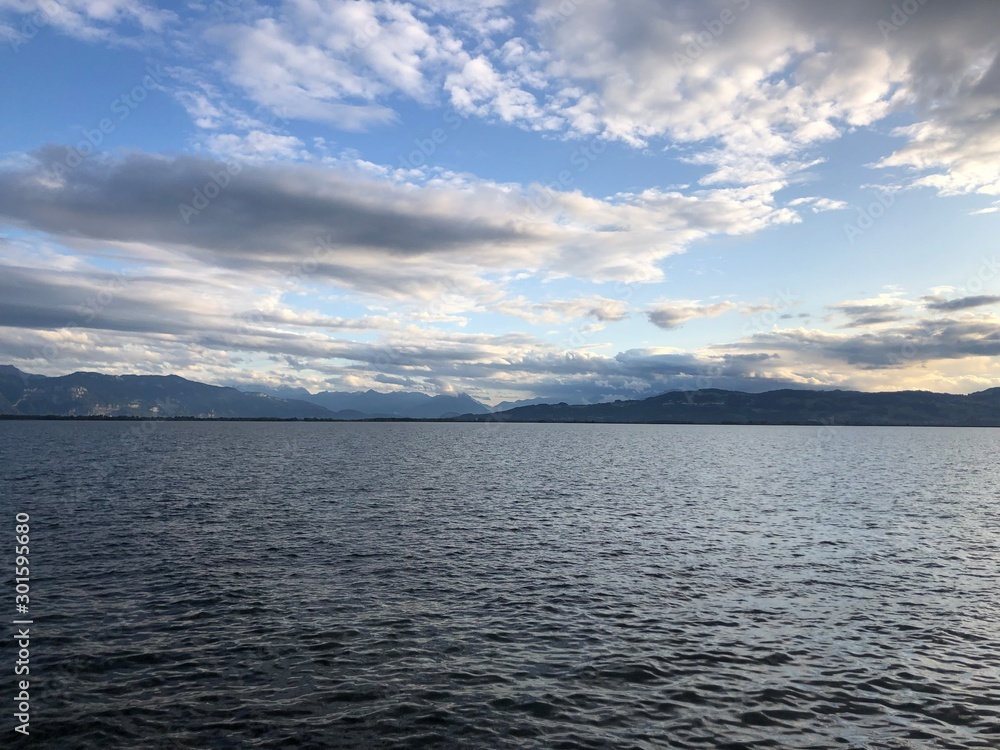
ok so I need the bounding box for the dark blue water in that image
[2,421,999,748]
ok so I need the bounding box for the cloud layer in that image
[1,0,999,400]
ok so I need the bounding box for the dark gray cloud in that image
[828,301,908,328]
[0,149,543,301]
[738,318,1000,369]
[840,312,907,328]
[0,147,755,297]
[647,301,735,330]
[647,310,683,330]
[922,295,1000,312]
[0,265,204,336]
[0,148,521,255]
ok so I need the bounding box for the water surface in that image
[2,422,999,748]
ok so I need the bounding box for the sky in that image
[1,0,999,405]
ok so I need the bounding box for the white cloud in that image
[445,54,556,128]
[209,1,467,129]
[788,196,849,213]
[11,0,999,209]
[204,130,307,161]
[493,295,630,325]
[0,0,175,41]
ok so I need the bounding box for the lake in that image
[2,421,999,748]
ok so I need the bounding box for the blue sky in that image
[1,0,999,404]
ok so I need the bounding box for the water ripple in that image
[2,421,998,748]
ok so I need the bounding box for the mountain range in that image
[0,366,491,419]
[458,386,1000,426]
[3,365,1000,426]
[238,384,491,419]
